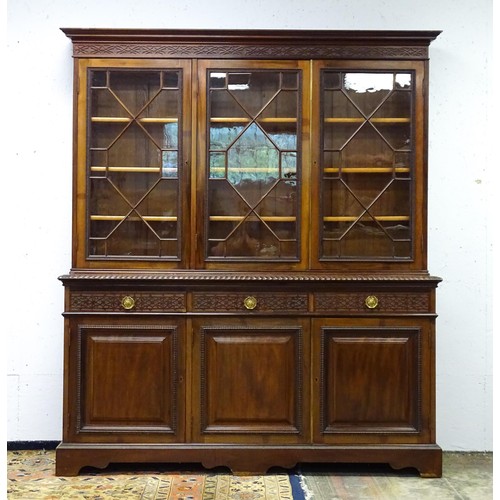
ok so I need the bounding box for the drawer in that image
[69,291,186,312]
[314,292,431,313]
[192,292,309,312]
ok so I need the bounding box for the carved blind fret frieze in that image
[71,42,428,60]
[70,292,186,312]
[192,292,308,312]
[314,292,430,313]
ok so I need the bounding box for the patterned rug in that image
[7,450,306,500]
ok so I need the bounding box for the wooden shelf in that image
[209,167,283,173]
[324,215,409,222]
[90,166,178,173]
[209,215,296,222]
[324,167,410,174]
[90,215,177,222]
[210,117,296,124]
[324,117,410,124]
[91,117,178,123]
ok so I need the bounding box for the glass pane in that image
[371,91,412,150]
[320,70,414,261]
[109,71,161,115]
[87,68,182,259]
[206,69,301,260]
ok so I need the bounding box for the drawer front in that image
[69,291,186,312]
[314,292,430,314]
[192,292,309,313]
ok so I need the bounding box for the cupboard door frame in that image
[190,317,311,444]
[73,58,193,269]
[65,317,186,443]
[195,59,311,270]
[310,60,427,271]
[312,317,436,445]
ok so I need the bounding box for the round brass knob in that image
[243,296,257,310]
[365,295,379,309]
[121,296,136,310]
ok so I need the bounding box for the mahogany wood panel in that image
[66,319,185,443]
[312,318,435,445]
[191,318,310,443]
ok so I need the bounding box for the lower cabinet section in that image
[57,290,440,478]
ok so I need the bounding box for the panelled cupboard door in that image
[65,318,185,443]
[73,59,192,269]
[196,60,311,270]
[310,60,427,271]
[191,318,311,443]
[312,318,436,445]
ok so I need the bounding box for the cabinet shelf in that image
[90,166,178,173]
[209,215,296,222]
[324,117,410,124]
[209,167,289,173]
[324,215,409,222]
[91,117,178,124]
[90,215,178,222]
[324,167,410,174]
[210,117,297,124]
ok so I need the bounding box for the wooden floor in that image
[7,450,492,499]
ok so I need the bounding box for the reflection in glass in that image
[395,73,411,89]
[344,73,393,93]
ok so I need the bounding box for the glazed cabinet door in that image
[73,59,192,269]
[312,318,436,445]
[191,318,310,443]
[64,317,185,443]
[196,60,311,270]
[311,61,427,270]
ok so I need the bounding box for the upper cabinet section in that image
[63,29,439,271]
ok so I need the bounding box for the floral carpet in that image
[7,450,306,500]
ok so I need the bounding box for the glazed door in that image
[196,60,311,270]
[312,318,436,445]
[311,61,427,270]
[65,317,185,443]
[74,59,192,269]
[191,318,310,443]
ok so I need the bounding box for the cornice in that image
[61,29,441,60]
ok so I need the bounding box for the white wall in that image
[5,0,493,451]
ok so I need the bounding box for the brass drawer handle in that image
[243,296,257,310]
[121,296,136,310]
[365,295,379,309]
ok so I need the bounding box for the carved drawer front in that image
[192,292,308,312]
[69,291,186,312]
[314,292,430,314]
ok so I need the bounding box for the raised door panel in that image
[312,318,435,445]
[191,318,310,443]
[66,319,185,442]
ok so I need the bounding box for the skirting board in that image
[8,441,59,451]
